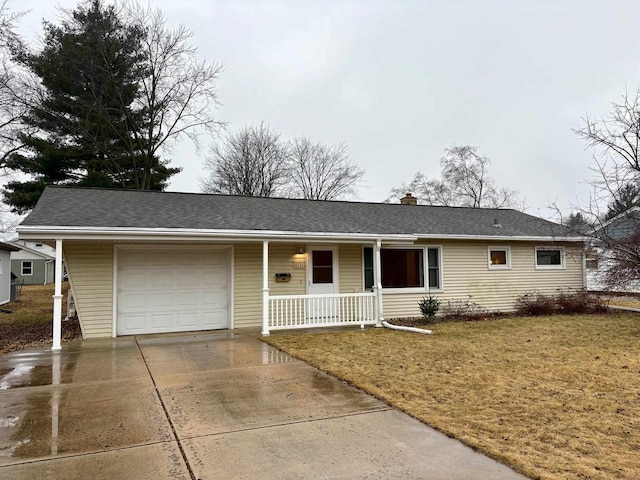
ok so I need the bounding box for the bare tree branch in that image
[571,88,640,291]
[200,123,290,197]
[389,146,523,209]
[288,138,364,200]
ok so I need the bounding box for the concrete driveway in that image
[0,330,526,479]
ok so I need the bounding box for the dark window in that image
[427,248,440,289]
[312,250,333,283]
[22,261,33,276]
[363,248,374,290]
[536,249,562,266]
[381,249,424,288]
[490,250,507,265]
[364,247,440,289]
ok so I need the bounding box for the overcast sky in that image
[14,0,640,217]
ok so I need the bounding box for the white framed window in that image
[21,260,33,276]
[535,247,565,270]
[363,245,443,292]
[488,246,511,270]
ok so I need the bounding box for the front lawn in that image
[264,314,640,480]
[0,283,80,354]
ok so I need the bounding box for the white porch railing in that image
[267,292,376,332]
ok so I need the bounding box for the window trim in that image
[362,245,443,294]
[487,246,511,270]
[21,260,33,276]
[534,246,565,270]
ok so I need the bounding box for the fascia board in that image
[16,225,587,244]
[16,225,418,243]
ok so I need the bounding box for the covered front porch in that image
[260,240,385,335]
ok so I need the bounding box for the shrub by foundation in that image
[515,290,608,316]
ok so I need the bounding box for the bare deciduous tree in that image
[92,0,224,189]
[390,146,522,209]
[201,123,290,196]
[572,89,640,290]
[288,138,364,200]
[0,1,31,235]
[575,89,640,209]
[0,0,29,167]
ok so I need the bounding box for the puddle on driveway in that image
[0,379,171,465]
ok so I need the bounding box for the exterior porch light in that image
[296,246,305,255]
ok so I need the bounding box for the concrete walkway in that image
[0,331,527,479]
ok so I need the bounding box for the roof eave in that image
[17,225,586,243]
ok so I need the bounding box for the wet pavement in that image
[0,331,528,479]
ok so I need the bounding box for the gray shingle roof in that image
[0,241,19,252]
[20,186,575,239]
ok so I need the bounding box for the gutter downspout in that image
[44,259,54,285]
[382,320,432,335]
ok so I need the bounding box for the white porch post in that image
[373,239,383,327]
[261,240,270,336]
[52,239,63,351]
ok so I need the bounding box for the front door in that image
[307,247,338,319]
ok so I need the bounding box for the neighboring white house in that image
[586,207,640,293]
[17,187,587,342]
[0,241,19,304]
[9,239,56,285]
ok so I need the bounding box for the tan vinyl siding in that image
[64,243,113,338]
[233,243,262,328]
[234,243,309,328]
[339,244,363,293]
[382,240,584,318]
[268,244,306,295]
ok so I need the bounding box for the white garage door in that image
[117,248,229,335]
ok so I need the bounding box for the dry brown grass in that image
[0,283,69,325]
[0,283,79,355]
[264,314,640,480]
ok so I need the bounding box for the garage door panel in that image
[204,291,227,307]
[149,292,173,309]
[117,249,230,335]
[201,311,226,328]
[177,312,199,327]
[120,293,147,310]
[122,314,146,331]
[119,272,148,289]
[151,313,173,328]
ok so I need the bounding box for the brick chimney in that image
[400,193,418,205]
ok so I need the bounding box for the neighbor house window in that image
[21,260,33,276]
[535,247,564,269]
[363,246,441,290]
[488,246,511,270]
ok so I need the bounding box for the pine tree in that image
[4,0,178,213]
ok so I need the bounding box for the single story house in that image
[0,241,19,304]
[8,239,56,285]
[17,187,586,347]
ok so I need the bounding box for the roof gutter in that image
[415,234,589,242]
[16,225,418,244]
[16,225,588,243]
